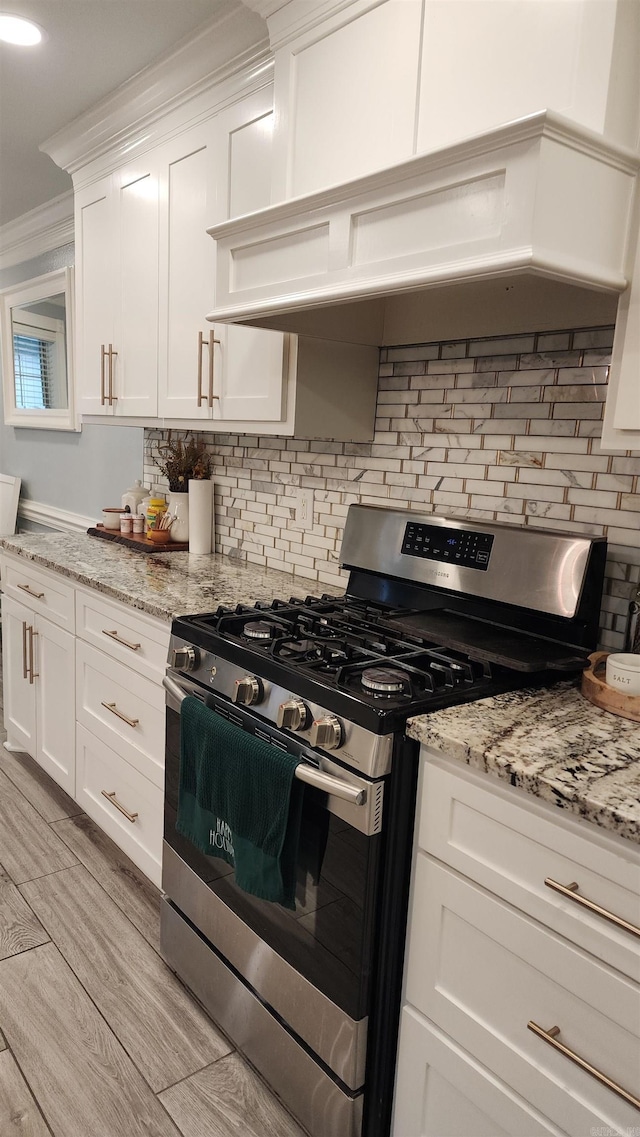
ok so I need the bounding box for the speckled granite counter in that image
[0,533,336,621]
[407,682,640,845]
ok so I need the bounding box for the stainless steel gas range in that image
[160,505,606,1137]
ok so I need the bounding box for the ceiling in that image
[0,0,252,228]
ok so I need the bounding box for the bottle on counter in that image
[145,496,167,534]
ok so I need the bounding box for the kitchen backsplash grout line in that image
[144,322,639,651]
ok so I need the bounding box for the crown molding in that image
[0,192,74,271]
[41,2,269,176]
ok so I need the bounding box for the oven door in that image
[162,670,386,1092]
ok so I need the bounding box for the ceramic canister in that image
[605,652,640,696]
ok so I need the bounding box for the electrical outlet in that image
[292,488,314,531]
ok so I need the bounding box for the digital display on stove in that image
[401,522,494,570]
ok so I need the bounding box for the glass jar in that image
[146,496,166,533]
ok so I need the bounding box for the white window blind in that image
[12,331,56,410]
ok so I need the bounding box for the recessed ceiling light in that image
[0,13,45,46]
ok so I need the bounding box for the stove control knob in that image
[277,698,309,732]
[170,645,198,672]
[310,715,343,750]
[233,676,263,707]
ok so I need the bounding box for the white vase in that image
[168,492,189,542]
[188,479,214,554]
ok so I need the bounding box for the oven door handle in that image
[163,675,366,807]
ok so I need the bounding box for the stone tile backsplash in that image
[144,324,640,651]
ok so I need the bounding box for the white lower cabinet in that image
[2,593,75,797]
[393,754,640,1137]
[75,723,163,887]
[1,553,169,884]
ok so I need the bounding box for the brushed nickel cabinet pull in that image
[108,345,118,404]
[22,621,28,680]
[527,1021,640,1110]
[100,701,139,728]
[208,329,220,407]
[17,583,45,600]
[197,331,205,406]
[27,626,38,684]
[101,790,138,824]
[544,877,640,939]
[100,344,107,405]
[101,629,141,652]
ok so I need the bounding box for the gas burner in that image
[361,667,412,696]
[243,620,279,641]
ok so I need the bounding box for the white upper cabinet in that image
[75,165,159,418]
[270,0,423,201]
[267,0,640,203]
[601,208,640,451]
[156,89,285,425]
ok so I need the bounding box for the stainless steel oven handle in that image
[163,675,366,807]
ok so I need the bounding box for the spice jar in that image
[145,496,166,533]
[120,514,133,535]
[132,515,144,535]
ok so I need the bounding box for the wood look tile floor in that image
[0,678,307,1137]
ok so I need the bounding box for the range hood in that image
[207,112,638,345]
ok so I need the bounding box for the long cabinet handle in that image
[544,878,640,939]
[197,331,205,406]
[101,629,141,652]
[100,701,139,728]
[207,329,220,407]
[196,331,220,408]
[108,344,118,404]
[22,621,28,680]
[17,583,45,600]
[101,790,138,824]
[100,344,107,405]
[527,1021,640,1110]
[27,627,38,684]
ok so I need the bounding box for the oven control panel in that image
[401,522,494,571]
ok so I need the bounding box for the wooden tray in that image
[581,651,640,723]
[87,525,188,553]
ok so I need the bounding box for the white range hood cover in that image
[207,111,638,344]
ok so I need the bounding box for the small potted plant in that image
[152,433,212,544]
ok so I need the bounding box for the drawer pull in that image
[527,1021,640,1110]
[101,629,141,652]
[17,583,44,600]
[100,701,139,728]
[101,790,138,824]
[544,878,640,939]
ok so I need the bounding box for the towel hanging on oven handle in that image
[163,675,366,807]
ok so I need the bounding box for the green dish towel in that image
[177,695,303,909]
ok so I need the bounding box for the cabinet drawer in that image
[406,855,640,1137]
[393,1006,563,1137]
[2,557,74,631]
[76,723,162,887]
[420,758,640,982]
[76,588,169,681]
[76,640,164,788]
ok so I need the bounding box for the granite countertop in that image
[0,533,335,621]
[407,682,640,845]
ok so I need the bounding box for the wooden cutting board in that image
[87,525,188,553]
[581,651,640,723]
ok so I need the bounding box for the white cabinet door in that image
[35,616,75,797]
[1,595,37,755]
[158,89,284,424]
[1,594,74,796]
[111,165,159,417]
[75,176,117,416]
[212,323,287,422]
[75,166,158,419]
[157,124,217,420]
[271,0,422,200]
